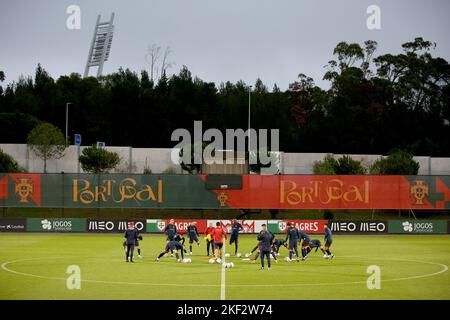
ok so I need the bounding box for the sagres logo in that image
[41,219,52,230]
[402,221,413,232]
[410,180,429,205]
[278,221,287,231]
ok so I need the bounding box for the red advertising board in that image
[207,175,450,210]
[208,220,259,233]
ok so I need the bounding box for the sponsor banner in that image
[1,173,450,210]
[208,175,450,210]
[388,220,447,234]
[27,218,86,232]
[146,219,207,233]
[87,220,146,233]
[0,218,27,232]
[329,221,388,234]
[208,220,257,233]
[267,220,327,234]
[448,220,450,234]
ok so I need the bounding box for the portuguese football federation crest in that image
[278,221,287,232]
[217,192,228,207]
[157,221,166,231]
[410,180,429,205]
[15,178,34,203]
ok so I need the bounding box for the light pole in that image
[65,102,72,145]
[248,85,252,152]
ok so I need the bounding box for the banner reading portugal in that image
[1,173,449,210]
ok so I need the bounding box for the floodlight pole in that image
[84,15,101,78]
[65,102,72,144]
[97,13,115,77]
[248,85,252,152]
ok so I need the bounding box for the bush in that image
[143,167,152,174]
[369,149,419,175]
[162,167,177,174]
[313,154,366,175]
[313,154,336,174]
[0,149,23,173]
[79,146,120,173]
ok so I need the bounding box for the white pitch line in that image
[1,255,447,289]
[220,241,226,300]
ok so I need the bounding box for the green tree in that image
[27,123,67,173]
[0,149,22,173]
[0,70,4,95]
[334,155,367,174]
[79,146,120,174]
[313,155,337,174]
[313,155,366,175]
[369,149,419,175]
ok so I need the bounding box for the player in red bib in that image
[204,222,215,257]
[212,222,227,260]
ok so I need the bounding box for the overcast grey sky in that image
[1,0,449,90]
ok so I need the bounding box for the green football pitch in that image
[0,233,449,300]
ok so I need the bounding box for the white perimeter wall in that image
[1,144,449,175]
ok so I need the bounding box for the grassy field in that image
[0,233,449,300]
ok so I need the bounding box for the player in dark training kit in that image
[174,233,185,244]
[156,240,185,262]
[187,222,200,254]
[164,219,177,241]
[124,222,139,262]
[257,224,274,270]
[173,233,188,253]
[229,219,243,255]
[272,238,288,255]
[164,219,178,256]
[123,234,143,258]
[305,239,326,255]
[298,230,311,261]
[285,222,300,262]
[323,224,334,259]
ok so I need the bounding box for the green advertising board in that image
[388,220,447,234]
[27,218,86,232]
[146,219,165,233]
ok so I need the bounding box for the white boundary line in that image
[220,241,226,300]
[1,255,447,288]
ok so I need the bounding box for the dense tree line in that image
[0,38,449,156]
